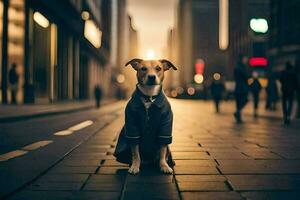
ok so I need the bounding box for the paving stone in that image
[241,191,300,200]
[226,175,300,191]
[97,167,128,175]
[37,174,89,183]
[127,175,174,183]
[209,152,251,159]
[174,160,217,166]
[27,182,83,191]
[103,160,128,167]
[88,175,125,184]
[9,191,120,200]
[176,175,226,182]
[58,159,101,167]
[49,166,97,174]
[178,181,229,191]
[123,182,180,200]
[170,146,206,152]
[181,192,243,200]
[84,182,123,191]
[242,151,282,159]
[174,166,219,175]
[172,152,211,160]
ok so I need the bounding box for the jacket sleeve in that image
[125,105,140,145]
[158,106,173,145]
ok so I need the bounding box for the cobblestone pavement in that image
[8,99,300,200]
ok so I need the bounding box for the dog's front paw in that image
[160,162,173,174]
[128,165,140,175]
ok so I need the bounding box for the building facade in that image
[0,0,119,104]
[268,0,300,71]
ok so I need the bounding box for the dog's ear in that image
[125,58,143,70]
[160,59,178,71]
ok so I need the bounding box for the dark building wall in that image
[269,0,300,70]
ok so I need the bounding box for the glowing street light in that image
[250,18,268,33]
[194,74,204,84]
[33,12,49,28]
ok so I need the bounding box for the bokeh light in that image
[194,74,204,84]
[213,73,221,80]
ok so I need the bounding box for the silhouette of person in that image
[210,74,225,113]
[94,85,103,108]
[249,73,262,117]
[279,62,298,124]
[295,55,300,119]
[233,54,250,123]
[8,63,19,104]
[265,73,279,111]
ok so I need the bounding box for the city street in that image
[1,99,300,199]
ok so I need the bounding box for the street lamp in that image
[250,18,268,33]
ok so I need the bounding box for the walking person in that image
[94,84,103,108]
[279,62,298,125]
[210,74,225,113]
[249,73,262,117]
[233,54,250,123]
[265,73,279,111]
[8,63,19,104]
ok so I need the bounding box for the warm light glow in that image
[33,12,49,28]
[116,74,125,84]
[194,74,204,84]
[176,87,184,95]
[219,0,229,50]
[171,90,178,97]
[187,87,196,96]
[84,20,102,48]
[146,49,155,59]
[250,18,268,33]
[213,73,221,80]
[81,11,90,20]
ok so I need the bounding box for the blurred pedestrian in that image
[249,73,262,117]
[279,62,298,125]
[8,63,19,104]
[233,54,250,123]
[94,85,103,108]
[265,73,279,111]
[210,74,225,113]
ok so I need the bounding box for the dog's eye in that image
[155,66,162,71]
[141,67,147,72]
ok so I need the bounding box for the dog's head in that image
[125,59,177,86]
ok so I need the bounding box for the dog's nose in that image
[148,75,156,80]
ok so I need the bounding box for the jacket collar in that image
[131,85,166,108]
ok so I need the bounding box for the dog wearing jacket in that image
[114,58,177,174]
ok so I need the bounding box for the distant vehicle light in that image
[116,74,125,83]
[249,57,268,67]
[171,90,178,97]
[176,87,184,94]
[250,18,268,33]
[81,11,90,20]
[187,87,195,96]
[213,73,221,80]
[194,74,204,84]
[33,12,49,28]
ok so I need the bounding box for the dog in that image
[114,58,177,174]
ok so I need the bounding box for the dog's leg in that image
[159,145,173,174]
[128,145,141,174]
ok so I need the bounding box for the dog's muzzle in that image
[146,75,157,85]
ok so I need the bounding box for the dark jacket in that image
[250,79,262,95]
[114,88,173,164]
[210,80,225,99]
[234,62,250,94]
[279,68,298,96]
